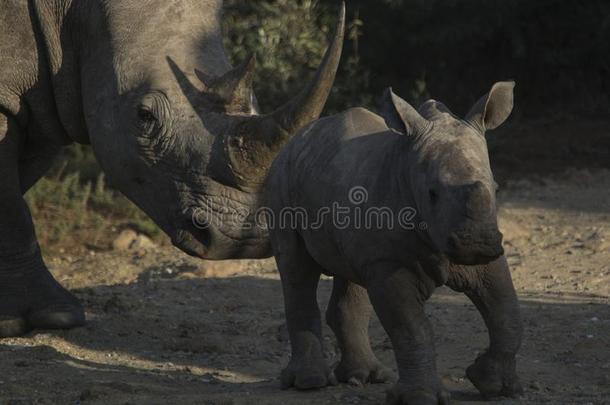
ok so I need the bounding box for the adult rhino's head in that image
[380,82,515,265]
[78,1,345,259]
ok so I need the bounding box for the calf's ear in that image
[379,88,429,136]
[466,81,515,130]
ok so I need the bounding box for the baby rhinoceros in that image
[265,82,523,404]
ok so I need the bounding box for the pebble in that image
[112,229,156,251]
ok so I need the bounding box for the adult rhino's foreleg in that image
[447,256,523,398]
[0,114,84,338]
[18,136,62,193]
[326,277,395,385]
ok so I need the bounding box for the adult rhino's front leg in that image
[447,256,523,398]
[367,265,450,405]
[0,113,84,338]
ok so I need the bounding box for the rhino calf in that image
[266,83,523,403]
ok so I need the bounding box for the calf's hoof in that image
[466,351,523,398]
[281,357,337,390]
[386,383,450,405]
[334,357,395,386]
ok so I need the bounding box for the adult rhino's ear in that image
[378,88,429,136]
[198,55,257,114]
[466,81,515,131]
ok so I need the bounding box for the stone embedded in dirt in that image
[131,234,156,251]
[200,260,257,278]
[112,229,138,250]
[112,229,156,252]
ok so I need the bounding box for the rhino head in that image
[75,1,345,259]
[381,82,515,265]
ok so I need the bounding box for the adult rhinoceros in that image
[0,0,345,337]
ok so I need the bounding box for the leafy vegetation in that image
[26,0,605,252]
[222,0,372,112]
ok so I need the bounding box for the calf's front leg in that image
[367,265,450,405]
[326,277,395,385]
[275,234,335,390]
[447,256,523,398]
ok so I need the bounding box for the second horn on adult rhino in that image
[225,2,346,186]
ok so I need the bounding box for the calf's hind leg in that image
[326,277,395,385]
[274,232,334,390]
[447,256,523,398]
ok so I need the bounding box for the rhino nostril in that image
[193,227,211,247]
[473,180,485,189]
[447,233,460,250]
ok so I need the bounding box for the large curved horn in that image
[269,1,346,135]
[228,2,346,185]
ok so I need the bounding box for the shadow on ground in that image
[1,273,608,404]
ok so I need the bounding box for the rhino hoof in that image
[0,316,30,338]
[386,384,450,405]
[0,266,85,336]
[280,358,335,390]
[334,359,396,386]
[28,306,85,330]
[466,351,523,399]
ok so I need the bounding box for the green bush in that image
[223,0,372,112]
[27,0,606,252]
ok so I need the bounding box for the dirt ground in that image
[1,168,609,405]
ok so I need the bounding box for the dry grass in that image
[26,168,165,256]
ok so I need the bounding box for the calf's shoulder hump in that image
[334,107,389,138]
[298,107,388,145]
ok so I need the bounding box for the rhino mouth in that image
[171,209,271,260]
[445,228,504,265]
[172,226,211,259]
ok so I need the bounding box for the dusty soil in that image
[1,169,609,405]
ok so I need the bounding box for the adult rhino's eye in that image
[137,107,158,134]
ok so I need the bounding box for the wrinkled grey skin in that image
[0,0,345,337]
[266,83,523,404]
